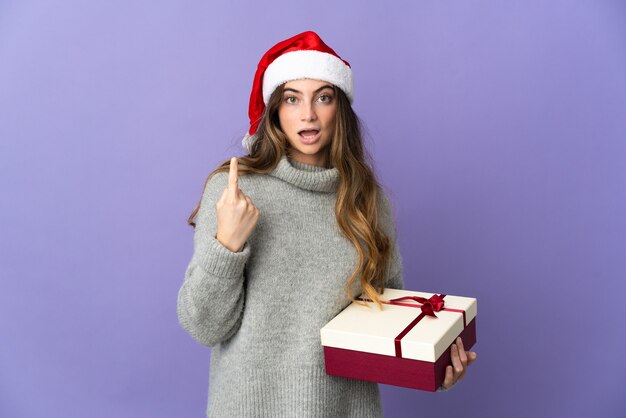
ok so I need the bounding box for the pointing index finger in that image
[228,157,239,193]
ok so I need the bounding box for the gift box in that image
[320,288,477,391]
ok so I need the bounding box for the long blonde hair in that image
[188,84,393,309]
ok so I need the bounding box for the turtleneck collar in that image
[269,155,339,193]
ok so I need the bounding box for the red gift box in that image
[320,289,477,391]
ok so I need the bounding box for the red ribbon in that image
[389,294,446,317]
[358,293,467,358]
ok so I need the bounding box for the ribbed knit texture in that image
[178,154,407,417]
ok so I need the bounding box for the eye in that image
[318,94,333,103]
[284,96,297,104]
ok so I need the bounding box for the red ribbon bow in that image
[389,294,446,317]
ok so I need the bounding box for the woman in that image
[177,31,476,417]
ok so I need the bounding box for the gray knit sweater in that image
[177,155,405,417]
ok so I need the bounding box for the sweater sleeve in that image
[177,171,251,347]
[378,189,404,290]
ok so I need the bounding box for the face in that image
[277,78,337,167]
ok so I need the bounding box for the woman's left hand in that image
[442,337,477,390]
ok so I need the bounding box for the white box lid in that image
[320,288,477,362]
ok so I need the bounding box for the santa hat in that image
[242,31,354,153]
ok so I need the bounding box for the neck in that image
[269,154,339,193]
[286,149,329,168]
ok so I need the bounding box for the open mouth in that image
[297,129,321,144]
[298,129,320,139]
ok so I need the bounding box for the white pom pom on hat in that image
[242,31,354,153]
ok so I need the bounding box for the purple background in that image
[1,1,625,417]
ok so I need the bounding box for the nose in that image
[300,100,317,122]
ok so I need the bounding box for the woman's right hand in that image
[215,157,260,252]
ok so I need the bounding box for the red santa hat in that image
[242,31,354,152]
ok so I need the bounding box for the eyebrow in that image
[283,85,335,95]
